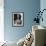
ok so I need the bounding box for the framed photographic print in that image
[12,12,24,27]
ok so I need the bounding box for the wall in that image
[4,0,40,42]
[40,0,46,27]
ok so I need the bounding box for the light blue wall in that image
[40,0,46,27]
[4,0,40,42]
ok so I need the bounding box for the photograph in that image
[12,12,24,27]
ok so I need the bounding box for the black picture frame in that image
[12,12,24,27]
